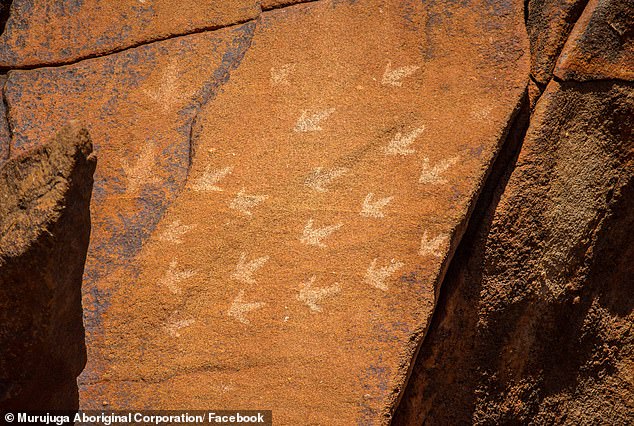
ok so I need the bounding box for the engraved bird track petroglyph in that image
[360,193,394,218]
[144,59,182,112]
[231,252,270,285]
[305,167,349,192]
[164,312,196,338]
[419,231,449,257]
[192,165,233,192]
[300,219,343,247]
[365,258,405,291]
[384,126,425,156]
[121,143,160,193]
[382,62,420,87]
[270,63,295,86]
[159,260,197,294]
[228,290,265,325]
[297,276,341,312]
[158,219,197,244]
[294,108,336,132]
[229,189,269,216]
[419,157,459,184]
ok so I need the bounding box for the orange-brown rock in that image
[394,0,633,422]
[0,74,8,164]
[4,0,529,423]
[0,124,96,411]
[0,0,260,68]
[4,0,631,423]
[555,0,633,81]
[4,24,257,385]
[395,78,633,425]
[525,0,587,85]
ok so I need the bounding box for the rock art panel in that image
[0,0,259,67]
[4,22,256,385]
[70,0,529,423]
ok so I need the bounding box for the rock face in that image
[554,0,633,81]
[0,0,631,423]
[2,0,530,423]
[0,0,260,67]
[393,79,633,425]
[393,0,634,422]
[0,125,96,410]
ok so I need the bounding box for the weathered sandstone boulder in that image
[0,125,96,410]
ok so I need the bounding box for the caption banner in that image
[2,411,273,425]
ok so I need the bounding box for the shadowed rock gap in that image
[392,76,633,423]
[0,76,9,163]
[0,0,11,36]
[0,125,96,411]
[391,0,633,420]
[391,88,532,424]
[260,0,321,11]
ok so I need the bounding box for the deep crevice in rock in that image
[0,0,11,37]
[391,87,532,424]
[260,0,321,12]
[0,125,96,411]
[0,76,10,163]
[393,75,633,423]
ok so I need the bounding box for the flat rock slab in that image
[5,22,257,384]
[0,0,259,67]
[4,0,527,423]
[554,0,633,81]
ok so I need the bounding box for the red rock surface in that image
[393,0,633,421]
[3,0,528,422]
[554,0,633,81]
[0,0,259,67]
[2,0,630,423]
[394,78,634,425]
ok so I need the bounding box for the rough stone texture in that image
[525,0,588,86]
[0,1,10,36]
[0,74,9,164]
[394,78,633,425]
[4,24,257,385]
[0,124,96,411]
[555,0,633,81]
[393,0,634,421]
[0,0,260,68]
[394,2,634,418]
[63,1,526,423]
[2,0,529,422]
[260,0,317,9]
[1,0,631,423]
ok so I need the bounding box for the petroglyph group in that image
[154,60,458,328]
